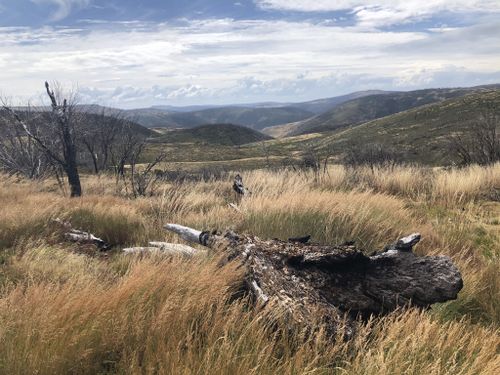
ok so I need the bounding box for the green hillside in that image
[123,105,314,130]
[288,90,392,114]
[0,108,154,139]
[268,86,499,137]
[150,90,500,169]
[316,89,500,165]
[124,108,181,128]
[153,123,272,146]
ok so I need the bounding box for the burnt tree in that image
[2,82,83,197]
[0,106,52,179]
[165,224,463,338]
[79,109,124,174]
[449,104,500,166]
[343,142,400,171]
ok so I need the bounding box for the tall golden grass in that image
[0,164,499,374]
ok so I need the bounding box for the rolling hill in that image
[314,89,500,165]
[153,123,272,146]
[81,105,316,130]
[264,85,500,137]
[138,106,315,130]
[286,90,392,114]
[7,103,314,131]
[125,91,392,129]
[1,106,154,139]
[150,90,390,114]
[176,89,499,169]
[187,106,313,130]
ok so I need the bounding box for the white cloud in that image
[31,0,91,21]
[0,17,499,107]
[256,1,500,27]
[255,0,500,13]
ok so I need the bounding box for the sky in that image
[0,0,499,108]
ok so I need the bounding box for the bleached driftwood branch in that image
[53,218,110,250]
[122,242,198,256]
[165,223,463,337]
[164,224,203,244]
[122,247,159,254]
[148,242,198,256]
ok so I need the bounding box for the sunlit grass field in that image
[0,164,499,374]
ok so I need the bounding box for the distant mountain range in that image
[91,85,496,133]
[121,90,392,129]
[5,84,500,167]
[9,84,500,146]
[77,104,314,130]
[69,85,500,166]
[262,85,500,137]
[150,90,390,114]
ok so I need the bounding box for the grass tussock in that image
[0,247,498,375]
[0,164,499,374]
[241,190,421,251]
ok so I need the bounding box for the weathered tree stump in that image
[165,224,463,337]
[233,174,248,196]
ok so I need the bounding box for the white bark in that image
[123,242,199,256]
[164,224,202,244]
[395,233,421,251]
[250,280,269,305]
[148,242,198,256]
[123,247,159,254]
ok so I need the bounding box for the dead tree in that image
[79,109,124,174]
[300,145,334,181]
[123,242,199,256]
[165,224,463,338]
[448,105,500,166]
[233,174,251,205]
[108,125,168,198]
[128,145,167,197]
[111,131,139,179]
[2,82,83,197]
[343,142,400,171]
[0,107,52,179]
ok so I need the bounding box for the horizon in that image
[1,1,500,108]
[7,83,500,111]
[71,83,500,110]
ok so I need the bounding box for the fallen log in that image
[53,218,110,250]
[123,247,159,254]
[122,242,199,256]
[165,224,463,337]
[148,242,198,256]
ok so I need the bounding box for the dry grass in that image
[432,164,500,205]
[0,164,499,374]
[241,189,422,250]
[0,247,498,375]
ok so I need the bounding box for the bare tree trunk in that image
[66,161,82,197]
[45,82,82,197]
[2,82,83,196]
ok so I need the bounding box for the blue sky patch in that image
[0,0,499,107]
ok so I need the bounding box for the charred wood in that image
[165,224,463,337]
